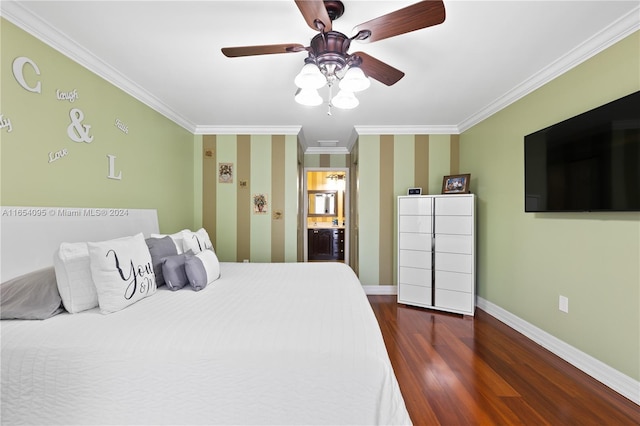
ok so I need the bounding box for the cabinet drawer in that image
[399,266,431,287]
[435,197,473,215]
[435,215,472,235]
[435,234,472,254]
[435,270,472,293]
[399,283,432,307]
[399,250,432,269]
[435,288,474,313]
[399,232,432,251]
[399,215,432,233]
[399,197,432,215]
[435,252,472,273]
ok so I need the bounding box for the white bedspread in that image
[1,262,411,425]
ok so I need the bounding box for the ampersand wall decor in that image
[67,108,94,143]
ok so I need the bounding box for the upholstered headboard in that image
[0,206,159,282]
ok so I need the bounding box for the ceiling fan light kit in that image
[294,61,327,90]
[293,30,370,110]
[331,89,359,110]
[339,66,370,92]
[294,88,324,107]
[222,0,446,112]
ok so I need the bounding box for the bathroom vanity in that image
[308,227,345,261]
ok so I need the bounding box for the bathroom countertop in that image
[308,223,345,229]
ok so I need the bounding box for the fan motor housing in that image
[324,0,345,21]
[310,31,351,71]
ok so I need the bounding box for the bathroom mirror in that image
[308,190,337,216]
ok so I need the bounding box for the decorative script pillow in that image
[184,249,220,291]
[88,233,157,314]
[183,228,214,254]
[53,241,99,313]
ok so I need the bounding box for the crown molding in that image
[304,146,350,155]
[193,125,302,136]
[354,125,460,135]
[1,1,197,133]
[457,5,640,133]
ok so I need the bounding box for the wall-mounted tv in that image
[524,91,640,212]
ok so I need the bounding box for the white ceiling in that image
[3,1,639,152]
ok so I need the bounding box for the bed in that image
[0,207,411,425]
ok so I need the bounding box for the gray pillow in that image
[184,249,220,291]
[146,236,178,287]
[1,267,64,320]
[161,253,190,291]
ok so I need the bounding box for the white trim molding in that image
[194,125,302,136]
[304,146,350,155]
[477,296,640,406]
[355,125,460,136]
[457,5,640,133]
[363,285,397,296]
[1,1,197,133]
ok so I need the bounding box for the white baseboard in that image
[476,296,640,406]
[363,285,397,295]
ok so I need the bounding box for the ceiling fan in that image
[221,0,446,110]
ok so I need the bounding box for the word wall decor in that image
[56,88,79,103]
[0,114,12,133]
[115,118,129,134]
[12,56,42,93]
[11,54,128,181]
[67,108,94,143]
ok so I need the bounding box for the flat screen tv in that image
[524,91,640,212]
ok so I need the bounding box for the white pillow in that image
[150,230,189,254]
[184,249,220,291]
[88,233,157,314]
[53,242,99,313]
[183,228,213,254]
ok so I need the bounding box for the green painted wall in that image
[460,31,640,380]
[1,19,195,233]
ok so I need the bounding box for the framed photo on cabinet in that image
[442,174,470,194]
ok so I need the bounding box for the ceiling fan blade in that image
[353,0,445,43]
[354,52,405,86]
[221,43,306,57]
[294,0,332,32]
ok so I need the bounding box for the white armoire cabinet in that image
[397,194,476,315]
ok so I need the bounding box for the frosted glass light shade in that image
[294,88,323,106]
[339,66,370,92]
[294,63,326,89]
[332,90,359,109]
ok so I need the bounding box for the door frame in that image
[303,167,349,264]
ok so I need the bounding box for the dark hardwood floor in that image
[368,295,640,425]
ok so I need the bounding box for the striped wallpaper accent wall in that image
[303,153,350,168]
[356,134,459,286]
[202,134,298,263]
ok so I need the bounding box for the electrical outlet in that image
[559,295,569,313]
[243,259,249,263]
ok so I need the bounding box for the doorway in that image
[303,168,349,264]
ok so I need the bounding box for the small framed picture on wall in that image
[218,163,233,183]
[442,174,471,194]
